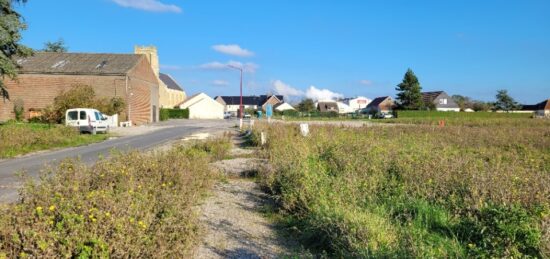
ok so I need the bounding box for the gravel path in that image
[194,136,298,259]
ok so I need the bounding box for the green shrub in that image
[160,108,189,121]
[38,85,126,124]
[13,98,24,121]
[160,108,170,121]
[0,137,230,258]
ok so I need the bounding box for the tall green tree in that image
[395,68,423,110]
[0,0,33,101]
[296,98,315,112]
[43,38,67,52]
[494,89,520,112]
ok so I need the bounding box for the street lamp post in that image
[228,65,243,129]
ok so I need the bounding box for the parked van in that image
[65,108,109,134]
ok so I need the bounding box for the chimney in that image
[134,45,159,78]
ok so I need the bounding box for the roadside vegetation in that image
[0,137,231,258]
[0,121,107,159]
[252,119,550,257]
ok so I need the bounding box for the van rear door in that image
[66,110,79,126]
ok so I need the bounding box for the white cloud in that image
[199,61,259,73]
[360,80,373,86]
[160,64,182,70]
[212,44,254,57]
[272,80,304,97]
[112,0,182,13]
[305,86,343,101]
[212,80,229,86]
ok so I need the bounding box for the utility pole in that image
[228,65,244,129]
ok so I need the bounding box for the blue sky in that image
[16,0,550,104]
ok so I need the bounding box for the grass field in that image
[0,137,231,258]
[0,122,107,158]
[252,117,550,257]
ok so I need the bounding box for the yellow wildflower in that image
[49,205,56,212]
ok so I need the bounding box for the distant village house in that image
[421,91,460,112]
[363,96,395,114]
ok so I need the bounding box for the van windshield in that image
[67,111,78,120]
[94,112,101,121]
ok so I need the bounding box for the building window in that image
[439,98,447,105]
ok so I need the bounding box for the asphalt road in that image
[0,119,236,203]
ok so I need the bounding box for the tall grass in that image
[0,137,231,258]
[253,119,550,257]
[0,122,107,158]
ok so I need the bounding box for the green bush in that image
[13,98,24,121]
[160,108,189,121]
[38,85,126,124]
[0,137,230,258]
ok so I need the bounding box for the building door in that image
[152,105,157,122]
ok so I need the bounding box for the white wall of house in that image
[336,102,355,114]
[179,93,224,119]
[344,97,371,111]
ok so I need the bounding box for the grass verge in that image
[0,122,108,159]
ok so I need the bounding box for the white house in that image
[336,102,355,114]
[343,97,371,112]
[178,93,224,119]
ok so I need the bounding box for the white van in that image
[65,108,109,134]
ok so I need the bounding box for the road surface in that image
[0,119,236,203]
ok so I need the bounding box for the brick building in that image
[0,51,159,125]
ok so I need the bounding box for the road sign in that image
[266,104,273,117]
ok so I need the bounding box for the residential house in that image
[343,97,371,112]
[363,96,395,114]
[0,51,159,125]
[177,93,224,119]
[523,99,550,117]
[336,102,355,114]
[317,101,339,113]
[134,46,186,108]
[421,91,460,111]
[215,94,284,115]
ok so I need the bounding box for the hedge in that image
[160,108,189,121]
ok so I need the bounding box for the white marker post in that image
[300,123,309,137]
[261,132,267,146]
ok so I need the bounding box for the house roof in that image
[421,91,444,104]
[15,52,144,75]
[216,95,283,106]
[366,96,391,108]
[525,99,550,110]
[318,102,338,112]
[178,93,221,109]
[159,73,184,91]
[274,102,295,110]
